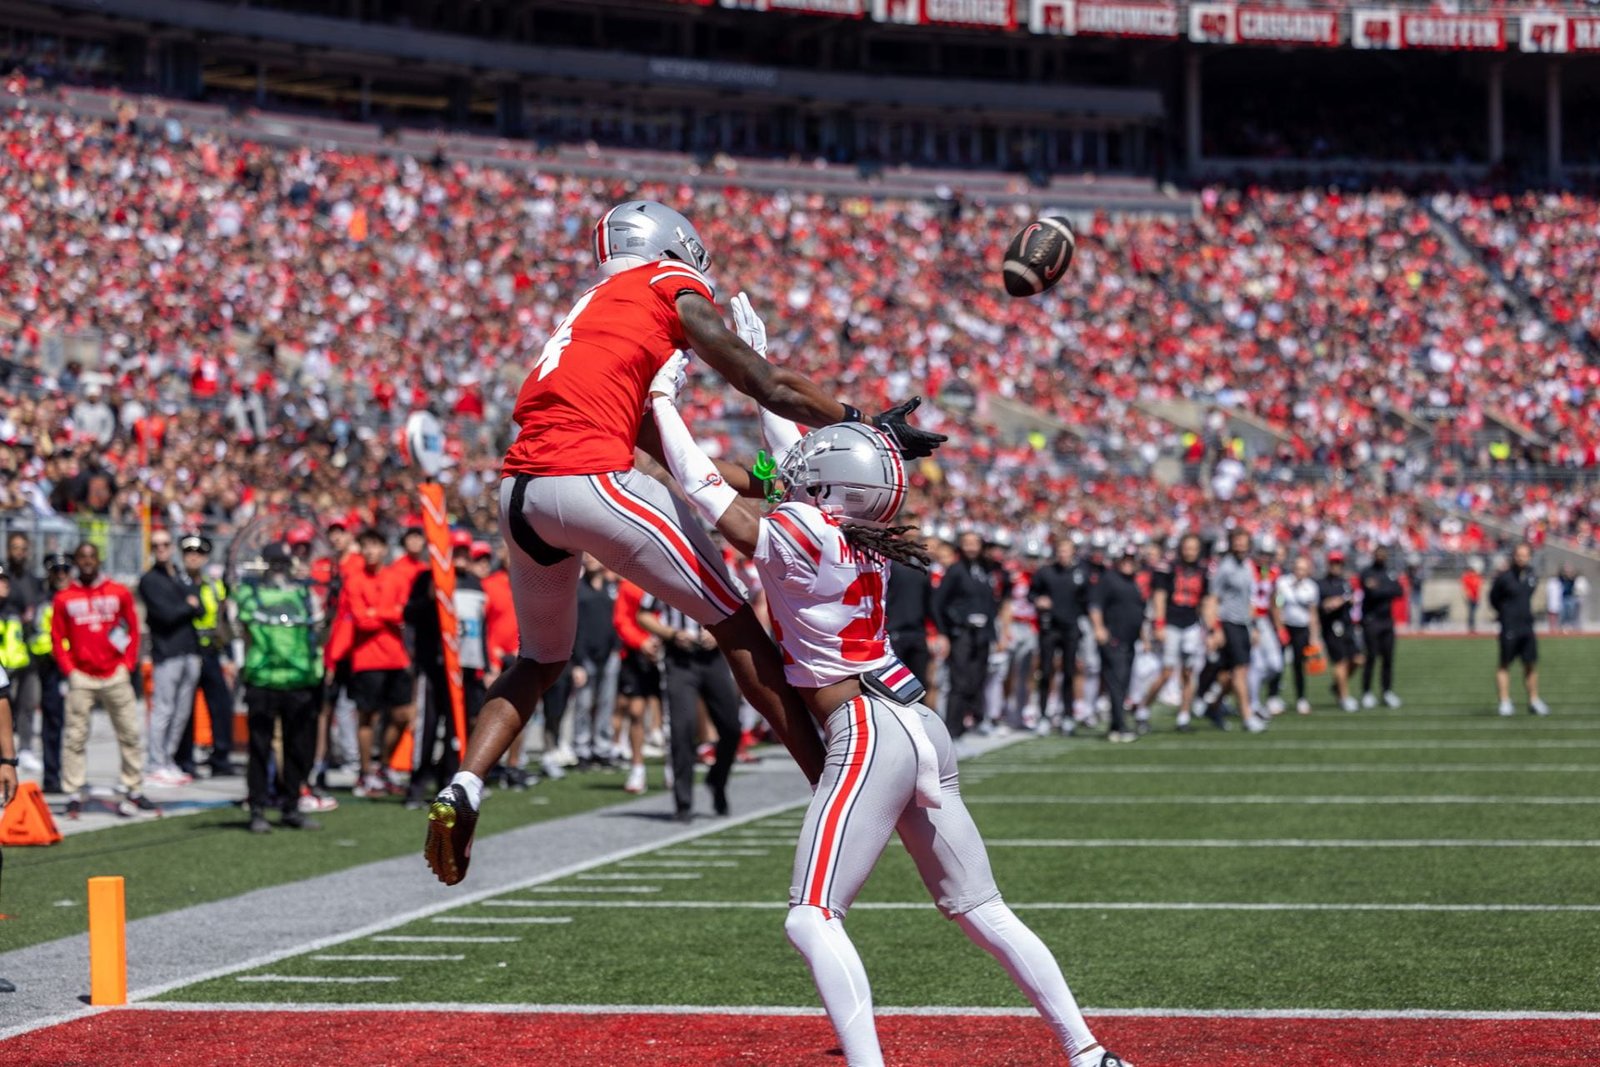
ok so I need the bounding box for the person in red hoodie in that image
[612,579,662,796]
[338,528,415,798]
[52,542,155,817]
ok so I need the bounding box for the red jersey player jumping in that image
[425,201,946,885]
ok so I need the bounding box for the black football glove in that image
[870,397,947,460]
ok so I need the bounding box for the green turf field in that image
[1,768,639,951]
[160,636,1600,1013]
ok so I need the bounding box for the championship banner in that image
[875,0,1016,27]
[1521,15,1600,53]
[1352,7,1400,49]
[723,0,866,14]
[1071,0,1179,39]
[1236,6,1339,46]
[420,483,469,759]
[1189,2,1235,44]
[1399,12,1505,50]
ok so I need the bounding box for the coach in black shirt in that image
[933,531,999,738]
[1317,551,1358,712]
[637,593,740,820]
[1030,536,1086,728]
[1490,543,1549,717]
[1090,544,1146,742]
[1359,546,1405,708]
[886,559,938,692]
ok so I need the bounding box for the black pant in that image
[1285,625,1312,701]
[1361,625,1396,694]
[413,667,487,796]
[946,626,991,738]
[179,649,236,772]
[1037,626,1079,714]
[245,685,317,814]
[891,632,931,692]
[663,651,740,814]
[541,666,573,752]
[37,659,64,791]
[1099,640,1134,734]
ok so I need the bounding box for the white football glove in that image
[730,292,767,360]
[647,350,689,407]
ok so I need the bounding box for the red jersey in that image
[613,580,654,653]
[481,569,518,666]
[52,577,140,678]
[337,563,410,672]
[502,260,717,478]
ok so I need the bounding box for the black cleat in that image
[425,784,478,886]
[710,782,730,817]
[249,811,272,834]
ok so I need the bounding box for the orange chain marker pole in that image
[88,875,127,1006]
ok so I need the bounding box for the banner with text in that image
[1399,12,1505,50]
[723,0,866,14]
[1070,0,1180,38]
[1520,14,1600,53]
[875,0,1017,28]
[1190,4,1340,46]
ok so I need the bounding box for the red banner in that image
[723,0,866,14]
[420,484,468,761]
[1521,14,1600,53]
[1399,12,1505,50]
[918,0,1017,28]
[1072,0,1179,38]
[1237,6,1338,46]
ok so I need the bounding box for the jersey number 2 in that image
[531,287,599,381]
[839,571,886,663]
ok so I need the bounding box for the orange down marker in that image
[88,876,127,1006]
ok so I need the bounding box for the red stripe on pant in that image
[804,696,871,910]
[598,473,743,617]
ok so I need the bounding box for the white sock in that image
[785,906,884,1067]
[448,771,483,811]
[954,899,1097,1061]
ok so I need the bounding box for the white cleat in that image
[1530,699,1551,717]
[1296,699,1313,716]
[1383,690,1403,709]
[541,753,567,781]
[1341,697,1359,713]
[1244,715,1269,734]
[1361,692,1378,710]
[1266,697,1286,717]
[1498,700,1515,717]
[623,764,647,795]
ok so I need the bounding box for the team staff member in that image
[0,660,14,991]
[139,530,202,785]
[179,534,236,777]
[0,568,31,760]
[235,543,324,833]
[1491,543,1550,717]
[1146,533,1210,730]
[1275,556,1322,715]
[570,555,620,770]
[1318,551,1359,713]
[330,528,414,798]
[1359,546,1404,709]
[884,558,937,693]
[934,531,1000,739]
[642,359,1129,1067]
[612,579,660,796]
[2,533,43,775]
[1211,529,1267,733]
[28,554,74,792]
[637,590,740,821]
[1090,544,1147,743]
[53,542,155,816]
[1030,536,1085,734]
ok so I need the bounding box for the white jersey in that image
[753,501,894,689]
[1275,574,1319,629]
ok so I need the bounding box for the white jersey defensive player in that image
[644,333,1130,1067]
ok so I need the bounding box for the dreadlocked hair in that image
[840,522,932,571]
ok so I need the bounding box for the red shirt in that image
[52,576,140,678]
[338,563,410,672]
[501,260,716,478]
[481,570,518,666]
[613,580,653,654]
[387,553,429,594]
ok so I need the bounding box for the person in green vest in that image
[176,534,236,778]
[0,565,31,777]
[235,542,325,835]
[28,554,74,793]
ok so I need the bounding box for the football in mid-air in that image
[1001,216,1076,297]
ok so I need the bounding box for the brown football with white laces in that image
[1001,216,1076,297]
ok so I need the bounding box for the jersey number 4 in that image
[531,287,599,381]
[839,571,887,663]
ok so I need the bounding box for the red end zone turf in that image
[6,1009,1597,1066]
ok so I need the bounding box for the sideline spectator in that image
[27,554,73,792]
[235,542,324,833]
[1461,562,1484,634]
[1359,546,1404,710]
[404,530,488,808]
[53,542,152,816]
[612,579,660,797]
[1491,544,1549,718]
[333,528,414,798]
[179,534,236,777]
[138,531,202,785]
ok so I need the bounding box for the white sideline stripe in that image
[664,848,769,856]
[497,899,1600,914]
[235,975,399,984]
[1062,740,1600,751]
[309,954,464,962]
[965,795,1600,806]
[984,838,1600,849]
[119,1001,1600,1021]
[618,860,739,868]
[431,917,581,925]
[576,872,703,881]
[966,763,1600,774]
[525,885,661,894]
[369,936,523,944]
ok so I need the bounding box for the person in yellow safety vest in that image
[177,534,237,778]
[29,553,74,792]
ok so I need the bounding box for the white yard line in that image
[234,975,399,984]
[524,885,662,894]
[490,899,1600,914]
[662,848,770,856]
[575,872,703,881]
[1029,740,1600,751]
[369,935,527,943]
[116,1001,1600,1021]
[430,917,584,925]
[618,859,740,868]
[963,763,1600,774]
[308,954,465,962]
[983,838,1600,848]
[964,795,1600,806]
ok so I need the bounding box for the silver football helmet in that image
[778,423,907,527]
[593,200,713,284]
